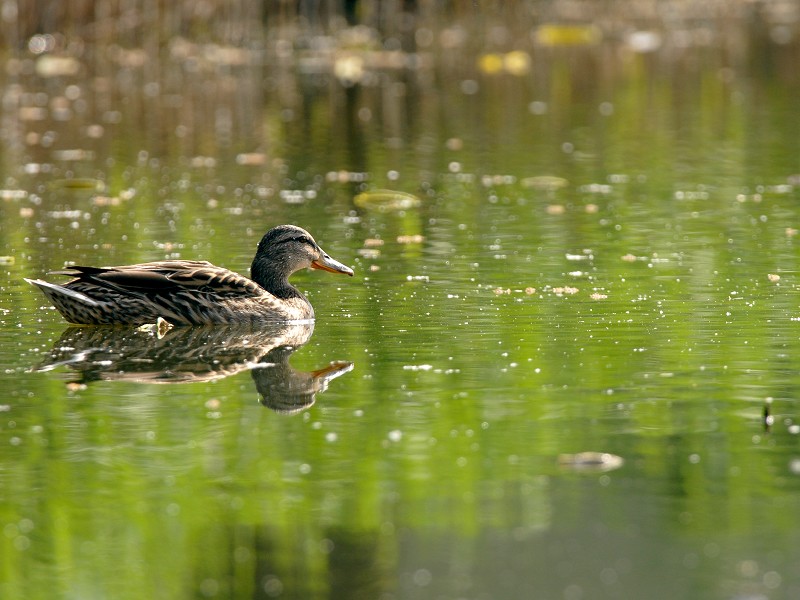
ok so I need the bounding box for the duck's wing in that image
[55,261,266,298]
[166,264,265,297]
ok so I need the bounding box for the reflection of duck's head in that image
[25,224,354,325]
[253,346,354,414]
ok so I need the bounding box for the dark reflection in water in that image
[251,345,353,413]
[35,322,353,413]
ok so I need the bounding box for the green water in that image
[3,5,800,599]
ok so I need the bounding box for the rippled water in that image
[3,4,800,600]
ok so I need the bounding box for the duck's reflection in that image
[36,322,353,413]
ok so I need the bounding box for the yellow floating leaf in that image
[535,24,602,47]
[477,53,504,74]
[354,189,421,212]
[503,50,531,76]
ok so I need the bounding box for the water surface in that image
[2,4,800,599]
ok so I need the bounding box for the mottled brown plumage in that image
[26,224,354,325]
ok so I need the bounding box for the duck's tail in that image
[25,278,99,324]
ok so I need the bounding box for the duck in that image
[25,224,354,325]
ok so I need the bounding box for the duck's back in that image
[29,261,313,325]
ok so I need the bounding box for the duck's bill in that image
[311,254,354,276]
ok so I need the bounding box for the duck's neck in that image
[251,261,306,301]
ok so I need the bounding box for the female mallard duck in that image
[25,224,354,325]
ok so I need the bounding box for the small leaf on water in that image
[354,189,421,212]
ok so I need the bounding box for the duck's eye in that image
[279,233,315,247]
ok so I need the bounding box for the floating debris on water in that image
[546,204,565,215]
[608,174,630,184]
[85,124,104,139]
[0,189,28,200]
[333,54,365,84]
[558,452,624,472]
[357,248,381,259]
[402,364,460,374]
[52,149,95,161]
[50,178,104,191]
[359,239,382,259]
[280,189,317,204]
[326,170,369,183]
[481,174,516,187]
[0,256,15,265]
[47,209,85,220]
[521,175,568,190]
[767,184,793,194]
[35,55,81,77]
[387,429,403,442]
[566,251,593,261]
[626,30,663,53]
[355,189,421,211]
[552,286,579,296]
[768,273,781,283]
[397,234,424,244]
[190,156,217,168]
[24,163,50,174]
[579,183,613,194]
[18,106,47,121]
[493,285,591,298]
[675,189,710,200]
[92,196,122,207]
[235,153,267,166]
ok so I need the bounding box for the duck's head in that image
[251,225,354,291]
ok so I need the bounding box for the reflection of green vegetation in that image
[2,4,800,600]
